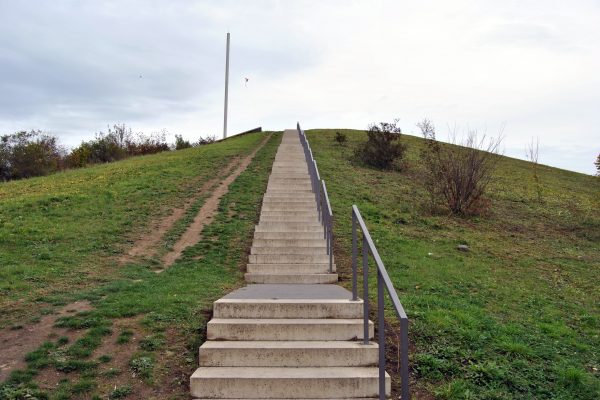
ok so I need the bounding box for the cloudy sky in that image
[0,0,599,174]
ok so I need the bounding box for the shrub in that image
[125,130,170,156]
[595,153,600,176]
[0,130,63,181]
[335,131,347,146]
[197,135,216,146]
[355,119,407,169]
[418,119,502,215]
[67,125,170,167]
[174,134,192,150]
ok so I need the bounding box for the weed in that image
[129,355,154,380]
[116,329,134,344]
[109,385,132,399]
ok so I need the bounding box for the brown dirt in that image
[0,301,93,382]
[90,318,191,399]
[120,161,240,264]
[161,134,272,268]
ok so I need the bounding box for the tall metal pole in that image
[223,32,230,139]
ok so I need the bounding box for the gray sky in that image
[0,0,599,174]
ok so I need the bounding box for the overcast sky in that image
[1,0,599,174]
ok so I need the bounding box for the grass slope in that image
[0,132,281,398]
[309,129,599,399]
[0,133,267,327]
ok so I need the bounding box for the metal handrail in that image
[352,205,410,400]
[296,123,333,273]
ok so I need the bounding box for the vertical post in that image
[352,210,358,301]
[223,32,230,140]
[378,271,386,400]
[362,235,369,345]
[328,216,333,273]
[401,317,410,400]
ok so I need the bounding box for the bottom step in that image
[190,367,390,398]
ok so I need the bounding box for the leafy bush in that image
[418,119,502,215]
[0,130,63,181]
[354,119,407,169]
[174,134,192,150]
[335,131,347,146]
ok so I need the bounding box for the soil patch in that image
[0,301,92,382]
[161,134,271,268]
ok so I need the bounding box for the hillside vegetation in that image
[309,129,599,399]
[0,132,281,399]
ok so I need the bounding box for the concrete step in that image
[245,273,338,284]
[190,367,390,398]
[262,200,317,206]
[248,254,332,264]
[259,216,320,223]
[250,246,327,255]
[198,341,378,367]
[254,225,324,234]
[207,318,373,341]
[213,299,363,319]
[251,239,326,247]
[260,206,319,213]
[259,211,320,217]
[253,231,326,240]
[263,196,316,202]
[246,263,335,274]
[266,188,314,193]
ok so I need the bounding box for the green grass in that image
[0,132,281,398]
[309,129,599,399]
[0,132,267,326]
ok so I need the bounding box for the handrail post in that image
[352,209,358,301]
[401,317,410,400]
[328,215,333,272]
[378,270,385,400]
[362,235,369,345]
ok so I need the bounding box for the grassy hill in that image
[0,132,281,398]
[308,129,599,399]
[1,127,598,399]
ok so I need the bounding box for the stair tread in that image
[191,366,388,379]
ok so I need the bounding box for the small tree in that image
[595,153,600,176]
[355,119,407,169]
[526,137,543,203]
[0,130,62,180]
[174,134,192,150]
[335,131,347,146]
[419,119,503,215]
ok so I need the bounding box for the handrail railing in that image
[297,123,333,272]
[352,205,410,400]
[296,123,409,399]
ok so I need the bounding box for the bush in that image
[67,125,170,167]
[0,130,63,181]
[595,154,600,176]
[418,119,502,215]
[335,131,347,146]
[197,135,216,146]
[355,119,407,169]
[174,134,192,150]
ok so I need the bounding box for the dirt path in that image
[120,162,240,264]
[0,301,93,382]
[161,134,272,268]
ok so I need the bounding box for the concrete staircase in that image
[190,130,390,399]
